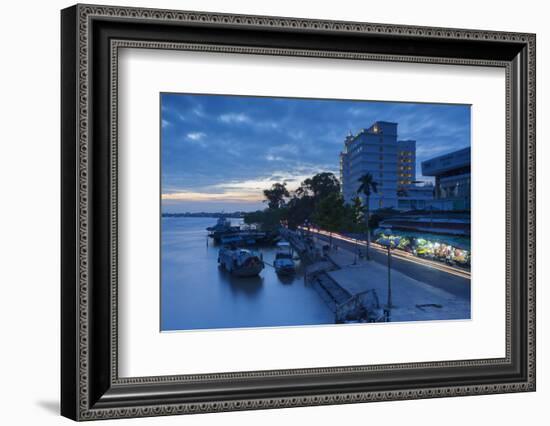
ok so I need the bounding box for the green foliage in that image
[357,173,378,198]
[312,192,346,232]
[296,172,340,201]
[284,172,342,230]
[249,171,370,234]
[243,207,287,231]
[350,196,365,226]
[285,194,315,229]
[356,172,379,228]
[263,182,290,210]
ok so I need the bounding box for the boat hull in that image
[218,248,264,277]
[275,266,295,276]
[231,264,264,277]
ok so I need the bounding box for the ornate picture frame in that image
[61,4,535,421]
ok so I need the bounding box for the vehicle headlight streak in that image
[299,226,471,280]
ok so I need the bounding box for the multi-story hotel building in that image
[340,121,419,211]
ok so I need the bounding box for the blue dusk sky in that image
[161,93,470,213]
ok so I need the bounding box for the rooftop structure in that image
[421,147,471,211]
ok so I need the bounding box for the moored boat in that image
[207,217,240,241]
[219,231,266,246]
[273,241,296,276]
[218,247,265,277]
[206,217,232,232]
[207,217,268,244]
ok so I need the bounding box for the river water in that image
[161,217,334,331]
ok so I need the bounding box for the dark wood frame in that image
[61,4,536,421]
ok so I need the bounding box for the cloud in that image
[165,166,335,206]
[268,144,299,156]
[161,119,171,128]
[265,154,284,162]
[288,130,306,141]
[347,107,368,117]
[192,104,206,118]
[209,167,335,195]
[256,120,280,130]
[183,132,208,148]
[219,113,251,124]
[186,132,206,141]
[162,191,262,203]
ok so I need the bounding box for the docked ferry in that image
[206,217,240,241]
[207,217,267,245]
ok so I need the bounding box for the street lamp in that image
[379,237,399,317]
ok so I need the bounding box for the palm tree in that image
[357,173,378,260]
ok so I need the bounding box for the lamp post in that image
[379,237,398,320]
[386,243,393,309]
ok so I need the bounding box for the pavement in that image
[317,238,471,322]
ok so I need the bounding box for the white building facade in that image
[340,121,429,211]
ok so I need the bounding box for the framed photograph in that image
[61,4,536,421]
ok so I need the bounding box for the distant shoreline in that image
[162,212,249,219]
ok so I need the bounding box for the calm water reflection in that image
[161,217,334,331]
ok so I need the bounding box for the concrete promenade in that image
[315,237,471,322]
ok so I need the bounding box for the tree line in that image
[243,171,380,238]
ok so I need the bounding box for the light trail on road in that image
[298,226,471,280]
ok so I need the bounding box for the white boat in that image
[206,217,232,232]
[219,231,266,246]
[218,247,264,277]
[273,241,296,276]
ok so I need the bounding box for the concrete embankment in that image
[280,228,349,313]
[325,244,470,322]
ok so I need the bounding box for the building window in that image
[379,199,384,208]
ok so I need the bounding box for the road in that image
[312,232,471,301]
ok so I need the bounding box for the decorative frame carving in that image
[61,4,536,421]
